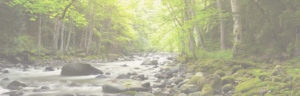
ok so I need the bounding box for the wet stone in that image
[142,82,151,88]
[44,66,55,71]
[96,74,107,79]
[3,70,9,73]
[7,80,27,90]
[117,74,130,79]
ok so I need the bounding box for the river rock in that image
[126,87,150,92]
[174,77,184,85]
[153,81,167,88]
[179,84,198,94]
[222,84,233,93]
[96,74,107,79]
[44,67,55,71]
[141,58,158,65]
[137,74,148,80]
[2,78,9,81]
[61,63,103,76]
[127,72,137,75]
[33,86,51,92]
[118,92,136,96]
[41,86,50,90]
[135,92,154,96]
[7,81,27,90]
[121,64,128,67]
[117,74,130,79]
[142,82,150,88]
[154,73,172,79]
[188,91,202,96]
[3,70,9,73]
[105,72,111,75]
[102,84,126,93]
[167,56,175,60]
[177,93,188,96]
[4,91,23,96]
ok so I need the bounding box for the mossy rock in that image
[294,91,300,96]
[235,78,261,93]
[271,65,286,76]
[222,76,235,85]
[209,74,222,90]
[272,76,284,82]
[120,91,137,96]
[179,84,199,94]
[201,84,214,96]
[188,91,201,96]
[214,70,226,77]
[84,55,100,60]
[258,73,270,81]
[234,77,287,96]
[189,75,204,84]
[229,60,256,69]
[188,75,207,90]
[222,84,234,93]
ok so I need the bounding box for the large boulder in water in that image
[7,81,27,90]
[61,63,103,76]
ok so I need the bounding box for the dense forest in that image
[0,0,300,96]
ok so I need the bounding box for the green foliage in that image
[195,49,232,60]
[11,35,35,53]
[235,78,261,92]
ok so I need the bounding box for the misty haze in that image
[0,0,300,96]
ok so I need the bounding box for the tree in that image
[231,0,242,57]
[217,0,225,50]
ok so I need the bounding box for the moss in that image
[201,84,214,96]
[209,74,222,89]
[189,75,203,84]
[214,70,226,77]
[121,91,137,96]
[242,87,260,96]
[271,65,283,76]
[272,76,284,82]
[222,84,234,93]
[189,75,207,90]
[231,65,242,74]
[84,55,100,60]
[235,78,261,93]
[233,77,292,96]
[222,76,235,85]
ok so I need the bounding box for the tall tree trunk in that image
[184,0,197,60]
[296,28,300,56]
[84,27,88,49]
[66,22,72,50]
[53,19,60,51]
[217,0,225,50]
[79,28,85,49]
[86,0,95,55]
[195,26,204,48]
[86,26,93,54]
[231,0,242,57]
[38,15,42,56]
[59,21,65,53]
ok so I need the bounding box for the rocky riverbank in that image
[1,53,299,96]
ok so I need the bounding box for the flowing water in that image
[0,53,176,96]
